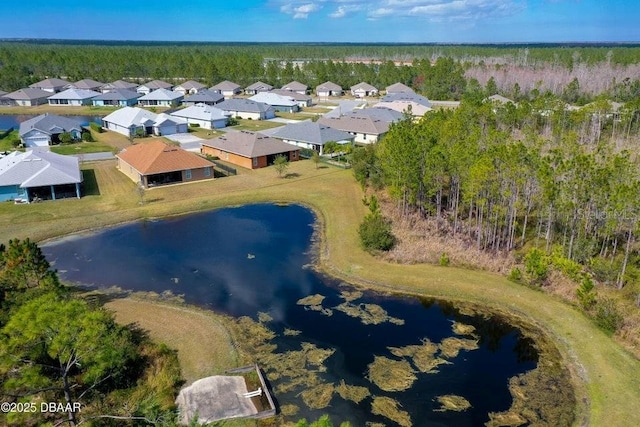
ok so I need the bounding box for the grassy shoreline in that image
[2,159,639,425]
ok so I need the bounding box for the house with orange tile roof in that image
[116,139,214,188]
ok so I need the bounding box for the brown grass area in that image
[104,298,239,385]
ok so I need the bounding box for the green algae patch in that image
[299,382,335,409]
[371,396,412,427]
[334,302,404,325]
[335,380,371,404]
[434,395,472,412]
[367,356,417,392]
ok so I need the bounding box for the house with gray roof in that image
[210,80,242,98]
[100,80,139,93]
[352,107,404,124]
[318,114,389,144]
[0,150,83,202]
[271,121,354,155]
[316,81,343,97]
[92,89,142,107]
[48,88,100,106]
[138,88,184,107]
[19,114,85,148]
[29,78,71,93]
[245,81,274,95]
[4,88,51,106]
[271,89,313,108]
[69,79,105,91]
[174,80,207,96]
[350,82,379,98]
[385,82,413,95]
[171,104,229,129]
[0,90,11,106]
[373,100,432,117]
[102,106,187,138]
[381,91,432,108]
[249,92,299,113]
[281,81,308,95]
[216,99,275,120]
[201,131,299,169]
[183,89,224,106]
[137,80,174,95]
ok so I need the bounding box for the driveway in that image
[164,133,204,152]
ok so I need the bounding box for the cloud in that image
[280,2,322,19]
[329,4,363,18]
[368,0,525,21]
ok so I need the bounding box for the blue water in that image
[43,204,538,426]
[0,114,102,130]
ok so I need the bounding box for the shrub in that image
[439,252,450,267]
[593,297,623,334]
[359,213,395,252]
[227,117,239,126]
[81,131,94,142]
[508,267,523,283]
[59,132,73,144]
[550,250,583,281]
[189,123,200,128]
[576,276,596,309]
[90,122,103,133]
[524,248,550,285]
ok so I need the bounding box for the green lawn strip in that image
[50,141,117,155]
[232,119,285,132]
[0,159,638,426]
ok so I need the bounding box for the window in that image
[204,167,211,177]
[253,157,258,167]
[185,169,192,180]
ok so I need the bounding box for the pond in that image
[0,114,102,130]
[43,204,540,426]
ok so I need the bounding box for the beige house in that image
[318,114,389,144]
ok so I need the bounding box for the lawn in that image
[187,126,224,139]
[232,119,285,132]
[0,105,117,116]
[1,159,638,426]
[0,130,20,151]
[50,140,117,155]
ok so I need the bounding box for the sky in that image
[0,0,637,43]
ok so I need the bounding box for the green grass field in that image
[50,141,117,155]
[1,159,638,426]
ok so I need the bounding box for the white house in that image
[100,80,139,93]
[216,99,275,120]
[316,81,343,98]
[138,89,184,107]
[249,92,299,113]
[245,81,273,95]
[318,114,389,144]
[350,82,379,98]
[4,88,51,106]
[102,107,187,138]
[47,88,100,106]
[174,80,207,96]
[271,121,354,155]
[170,104,229,130]
[270,89,313,108]
[137,80,173,95]
[210,80,242,98]
[68,79,105,91]
[29,78,71,93]
[281,81,308,95]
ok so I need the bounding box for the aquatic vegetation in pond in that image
[367,356,417,392]
[335,380,371,404]
[451,321,477,336]
[333,302,404,325]
[439,337,480,358]
[258,312,273,323]
[299,382,335,409]
[283,328,302,336]
[388,338,450,373]
[297,294,326,306]
[339,289,363,302]
[434,395,472,412]
[280,404,299,417]
[371,396,412,427]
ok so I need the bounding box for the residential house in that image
[271,89,313,108]
[210,80,242,98]
[174,80,207,96]
[183,89,224,106]
[116,139,214,188]
[350,82,379,98]
[137,80,174,95]
[19,114,84,147]
[91,89,142,107]
[385,82,413,95]
[318,114,389,144]
[29,78,71,93]
[316,81,343,97]
[352,107,404,124]
[245,81,274,95]
[47,88,100,106]
[281,81,308,95]
[216,99,275,120]
[381,91,432,108]
[68,79,105,91]
[137,88,184,107]
[100,80,139,93]
[201,131,299,169]
[271,121,354,155]
[0,150,83,202]
[4,88,51,106]
[102,106,187,138]
[0,90,9,106]
[373,100,431,117]
[170,104,229,129]
[249,92,299,113]
[486,94,516,105]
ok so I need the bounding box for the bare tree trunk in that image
[617,229,633,290]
